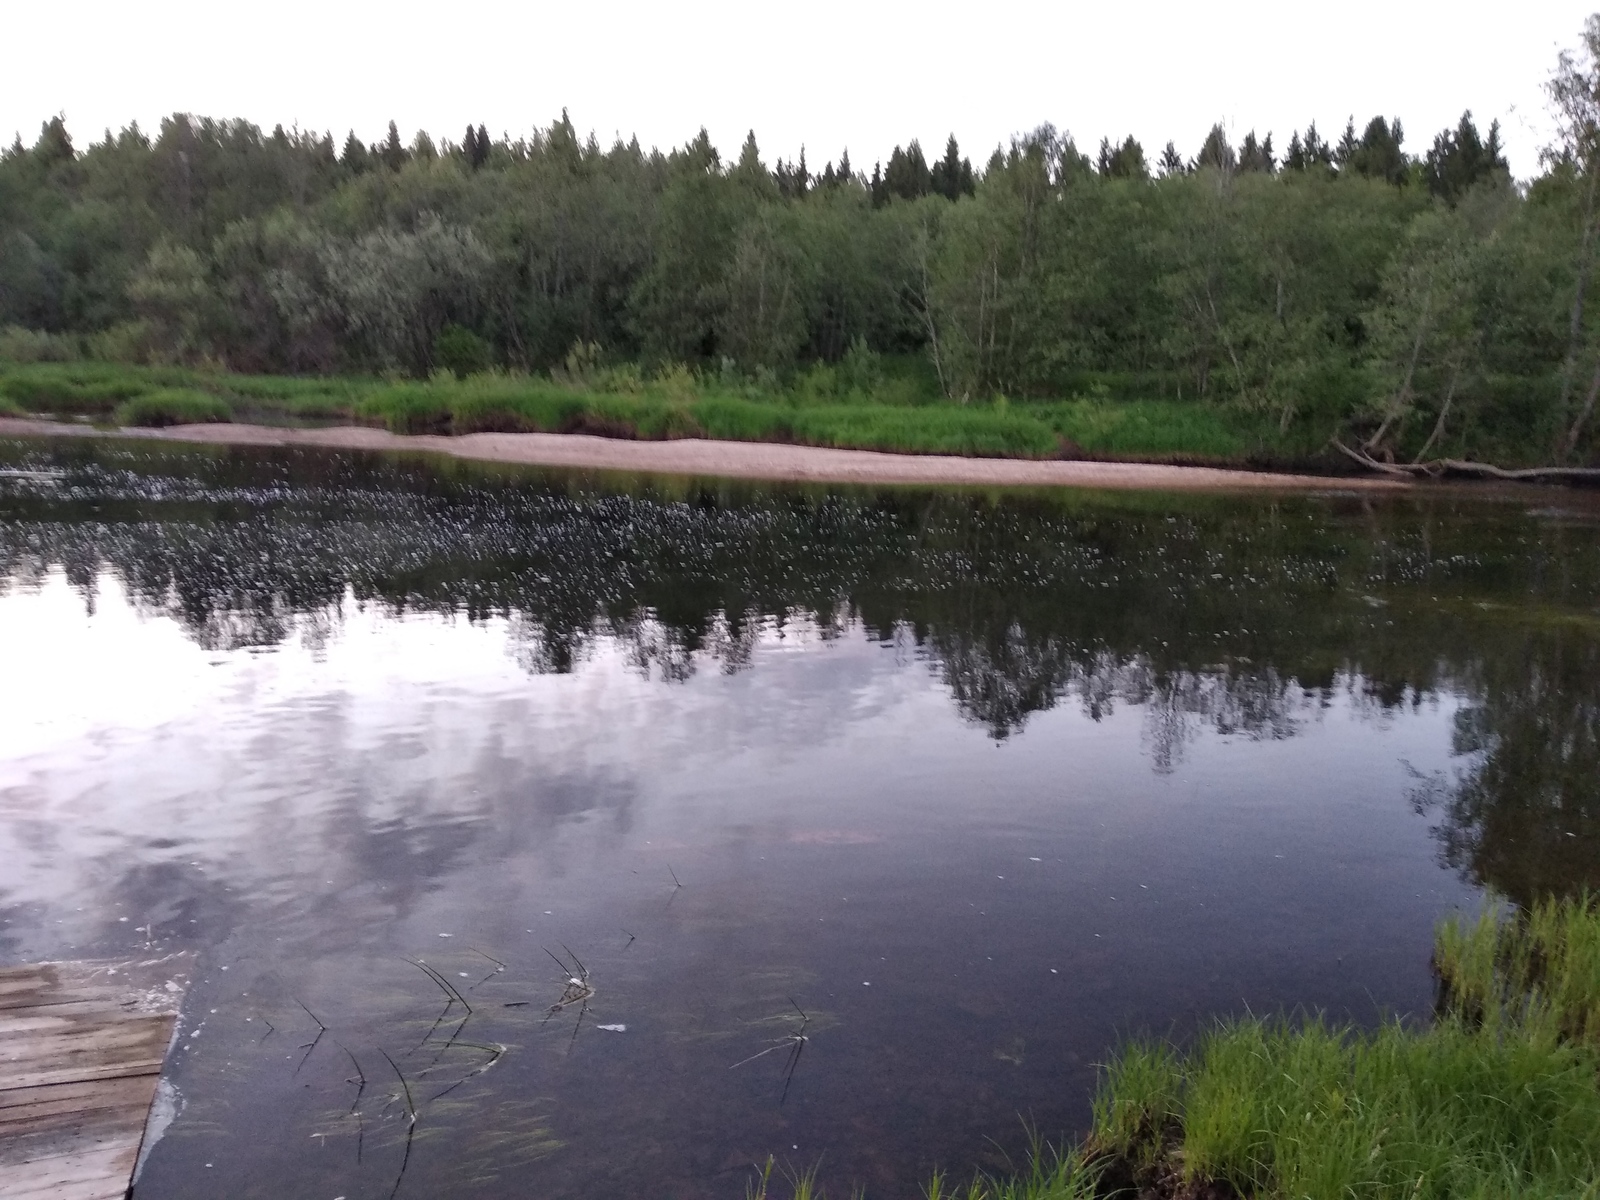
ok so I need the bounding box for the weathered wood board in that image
[0,956,191,1200]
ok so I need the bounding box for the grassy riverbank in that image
[757,895,1600,1199]
[0,361,1329,469]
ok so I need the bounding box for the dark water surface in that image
[2,438,1598,1199]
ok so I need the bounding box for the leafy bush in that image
[0,326,78,363]
[115,389,233,426]
[433,324,493,379]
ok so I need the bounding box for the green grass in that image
[747,897,1600,1200]
[1433,893,1600,1047]
[1089,894,1600,1200]
[115,388,233,427]
[355,374,1071,456]
[0,358,1353,468]
[1040,398,1254,461]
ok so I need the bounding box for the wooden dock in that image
[0,956,191,1200]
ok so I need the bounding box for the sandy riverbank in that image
[0,418,1408,492]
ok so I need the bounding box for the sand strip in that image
[0,419,1407,493]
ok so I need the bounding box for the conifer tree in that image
[35,115,74,165]
[1097,137,1115,177]
[1424,111,1508,201]
[462,124,479,167]
[1347,117,1408,184]
[1335,118,1359,168]
[473,124,490,169]
[733,131,777,199]
[884,141,932,200]
[1157,141,1186,176]
[1238,131,1275,173]
[837,148,852,182]
[930,135,974,199]
[1196,124,1236,172]
[1284,122,1334,170]
[380,120,406,171]
[1100,135,1149,180]
[736,130,764,177]
[340,131,368,174]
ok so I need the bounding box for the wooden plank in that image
[0,1142,141,1200]
[0,957,190,1200]
[0,957,189,1015]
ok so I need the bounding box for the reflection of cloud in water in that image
[0,574,931,952]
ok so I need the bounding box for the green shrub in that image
[0,326,79,363]
[115,389,233,426]
[433,324,494,379]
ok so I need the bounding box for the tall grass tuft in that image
[115,389,233,427]
[1092,894,1600,1199]
[1435,891,1600,1046]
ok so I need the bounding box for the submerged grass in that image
[0,360,1317,467]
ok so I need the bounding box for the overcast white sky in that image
[1,1,1589,179]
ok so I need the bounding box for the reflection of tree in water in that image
[3,439,1600,895]
[1414,629,1600,905]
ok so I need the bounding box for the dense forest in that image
[5,17,1600,467]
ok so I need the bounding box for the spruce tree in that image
[884,141,932,200]
[1424,110,1509,201]
[736,129,764,178]
[462,125,479,167]
[838,148,852,182]
[1238,131,1275,172]
[35,115,74,165]
[1158,141,1185,176]
[1196,124,1236,172]
[1335,118,1359,168]
[473,124,490,169]
[380,120,406,171]
[1302,122,1333,168]
[340,130,368,174]
[1101,136,1149,179]
[1285,131,1307,171]
[1348,117,1408,184]
[930,135,972,199]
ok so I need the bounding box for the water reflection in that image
[1,439,1598,1197]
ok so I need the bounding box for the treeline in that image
[4,17,1600,465]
